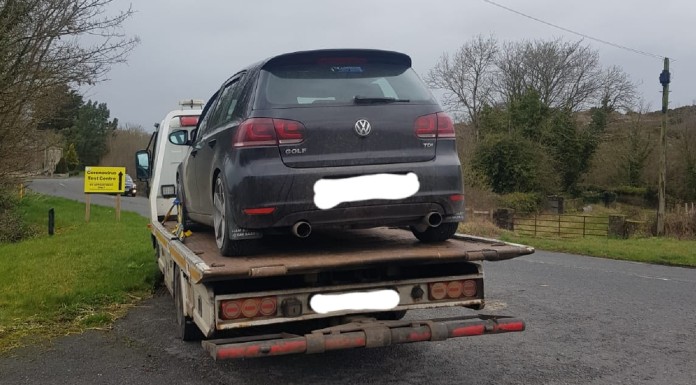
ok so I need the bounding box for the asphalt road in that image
[3,178,694,384]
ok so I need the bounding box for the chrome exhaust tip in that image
[292,221,312,238]
[425,212,443,228]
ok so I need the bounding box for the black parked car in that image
[174,49,464,256]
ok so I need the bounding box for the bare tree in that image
[426,35,498,141]
[0,0,138,184]
[600,65,637,112]
[497,39,605,111]
[430,37,636,118]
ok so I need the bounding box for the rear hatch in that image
[255,50,441,168]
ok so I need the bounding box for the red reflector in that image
[241,298,261,318]
[451,324,485,337]
[179,115,199,127]
[462,280,477,297]
[243,207,276,215]
[234,118,277,147]
[221,300,242,319]
[449,194,464,202]
[259,297,277,316]
[497,320,525,332]
[429,282,447,300]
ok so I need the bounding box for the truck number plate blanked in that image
[309,289,400,314]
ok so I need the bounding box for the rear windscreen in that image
[258,61,434,107]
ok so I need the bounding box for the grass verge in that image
[0,193,159,354]
[500,234,696,267]
[459,217,695,267]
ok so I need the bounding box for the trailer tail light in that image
[179,116,199,127]
[429,279,478,300]
[233,118,305,148]
[430,282,447,300]
[220,296,278,320]
[462,280,477,297]
[414,113,455,139]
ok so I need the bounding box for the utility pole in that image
[657,58,670,236]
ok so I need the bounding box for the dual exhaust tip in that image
[290,212,443,239]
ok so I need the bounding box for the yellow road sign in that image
[84,166,126,193]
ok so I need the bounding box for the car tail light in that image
[179,116,199,127]
[273,119,305,144]
[415,113,455,139]
[220,296,278,320]
[429,279,479,300]
[233,118,277,147]
[414,114,437,138]
[233,118,305,147]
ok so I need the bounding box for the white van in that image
[138,99,204,221]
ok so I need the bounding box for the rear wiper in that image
[353,96,410,104]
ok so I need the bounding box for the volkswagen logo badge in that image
[354,119,372,137]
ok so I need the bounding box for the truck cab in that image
[136,99,204,221]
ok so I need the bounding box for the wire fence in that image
[513,214,609,238]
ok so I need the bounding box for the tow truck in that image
[135,105,534,360]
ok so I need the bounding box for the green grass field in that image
[0,193,158,353]
[500,233,696,267]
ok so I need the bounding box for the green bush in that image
[614,186,647,196]
[0,188,31,243]
[498,192,543,214]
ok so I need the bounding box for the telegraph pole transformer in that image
[657,58,670,236]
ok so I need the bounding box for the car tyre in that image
[410,222,458,243]
[213,174,257,257]
[173,265,203,341]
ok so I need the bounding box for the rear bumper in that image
[224,151,464,230]
[202,315,524,360]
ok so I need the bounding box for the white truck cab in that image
[136,99,204,221]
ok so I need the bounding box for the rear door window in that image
[208,75,244,128]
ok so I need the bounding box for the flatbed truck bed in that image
[149,219,534,359]
[154,221,533,282]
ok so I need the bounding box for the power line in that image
[482,0,667,60]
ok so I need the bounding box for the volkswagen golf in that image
[174,49,465,256]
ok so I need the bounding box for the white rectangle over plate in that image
[313,172,420,210]
[309,289,400,314]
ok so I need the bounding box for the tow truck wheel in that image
[173,265,202,341]
[410,222,458,243]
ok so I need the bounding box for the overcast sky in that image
[86,0,695,130]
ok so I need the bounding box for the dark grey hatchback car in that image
[175,49,465,256]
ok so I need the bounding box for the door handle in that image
[208,139,217,148]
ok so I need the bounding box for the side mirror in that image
[135,150,150,181]
[169,130,189,145]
